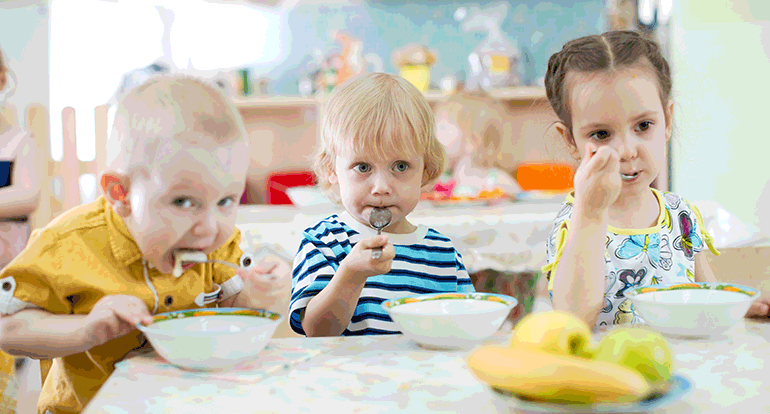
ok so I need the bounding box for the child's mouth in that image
[621,172,639,182]
[172,249,208,277]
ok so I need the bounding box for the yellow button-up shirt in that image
[0,196,244,413]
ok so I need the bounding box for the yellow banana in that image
[466,345,652,405]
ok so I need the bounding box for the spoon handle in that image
[372,229,383,259]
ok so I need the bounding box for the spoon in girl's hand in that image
[369,207,392,259]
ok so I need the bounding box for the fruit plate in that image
[488,374,692,414]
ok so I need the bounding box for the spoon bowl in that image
[369,207,392,259]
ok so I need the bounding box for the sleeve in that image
[689,202,720,257]
[288,229,341,336]
[541,203,573,292]
[455,250,476,292]
[211,228,245,301]
[0,228,74,316]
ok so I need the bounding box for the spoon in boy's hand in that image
[369,207,392,259]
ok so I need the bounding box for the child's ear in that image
[555,122,581,160]
[100,171,131,217]
[328,170,338,185]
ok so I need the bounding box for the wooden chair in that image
[26,104,109,230]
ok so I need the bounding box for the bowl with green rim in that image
[382,292,517,349]
[624,282,759,338]
[137,307,283,371]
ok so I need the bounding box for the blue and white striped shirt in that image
[290,212,475,336]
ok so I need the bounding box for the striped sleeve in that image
[455,250,475,292]
[288,220,347,336]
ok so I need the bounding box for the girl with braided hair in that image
[540,30,770,329]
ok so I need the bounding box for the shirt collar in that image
[102,196,144,267]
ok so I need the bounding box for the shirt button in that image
[164,295,173,306]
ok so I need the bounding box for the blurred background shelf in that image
[232,87,547,109]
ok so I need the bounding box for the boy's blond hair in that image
[106,75,248,177]
[313,72,445,203]
[433,91,508,169]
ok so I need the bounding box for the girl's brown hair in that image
[545,30,671,147]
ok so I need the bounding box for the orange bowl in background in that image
[514,163,575,192]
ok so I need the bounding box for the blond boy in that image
[290,73,475,337]
[0,76,278,413]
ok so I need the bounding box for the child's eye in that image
[353,163,371,173]
[172,197,195,209]
[589,130,610,141]
[635,121,653,132]
[218,197,236,208]
[393,161,409,172]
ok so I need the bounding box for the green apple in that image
[510,311,595,358]
[594,327,674,392]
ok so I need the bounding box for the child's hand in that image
[83,295,153,348]
[746,296,770,318]
[235,262,286,309]
[573,143,621,214]
[341,235,395,281]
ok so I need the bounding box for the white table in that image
[84,319,770,413]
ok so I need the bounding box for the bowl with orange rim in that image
[382,292,517,349]
[137,308,283,371]
[624,282,759,338]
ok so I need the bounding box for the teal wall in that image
[263,1,605,95]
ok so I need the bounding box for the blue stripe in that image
[290,215,476,336]
[393,254,457,268]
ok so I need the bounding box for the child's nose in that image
[193,212,219,237]
[371,172,392,195]
[615,133,639,161]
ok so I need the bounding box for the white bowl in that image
[285,186,334,207]
[382,292,517,349]
[624,282,759,338]
[137,308,283,371]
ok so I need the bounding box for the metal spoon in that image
[369,207,392,259]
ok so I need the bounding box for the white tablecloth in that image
[235,200,563,274]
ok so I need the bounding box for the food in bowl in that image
[382,292,516,349]
[624,282,759,338]
[137,308,283,371]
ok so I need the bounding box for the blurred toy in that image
[426,91,521,202]
[309,31,384,96]
[606,0,636,30]
[392,44,437,92]
[460,2,523,91]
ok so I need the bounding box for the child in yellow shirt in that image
[0,76,280,413]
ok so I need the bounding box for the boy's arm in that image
[0,309,91,358]
[0,294,154,359]
[298,236,393,337]
[302,264,367,337]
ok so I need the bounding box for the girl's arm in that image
[302,236,394,337]
[697,251,770,317]
[550,208,609,327]
[693,253,717,283]
[551,144,621,327]
[0,136,41,218]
